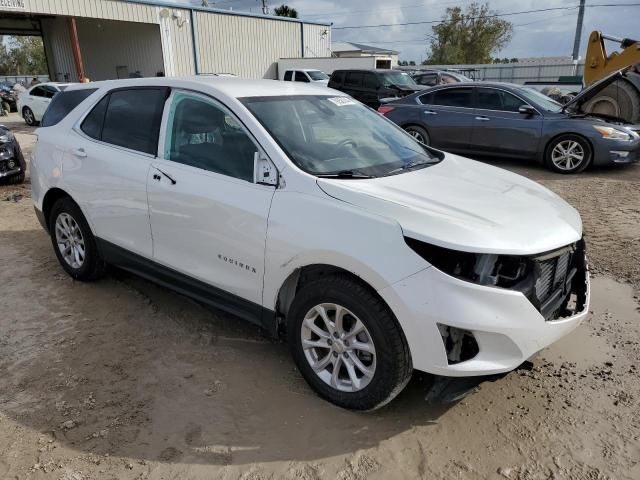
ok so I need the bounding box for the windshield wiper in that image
[316,170,375,179]
[385,160,433,176]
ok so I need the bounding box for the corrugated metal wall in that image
[195,12,301,79]
[302,23,331,59]
[2,0,157,23]
[40,17,77,82]
[77,18,164,79]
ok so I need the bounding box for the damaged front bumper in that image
[379,246,590,377]
[0,142,25,178]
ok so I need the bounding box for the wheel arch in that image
[41,187,74,232]
[543,131,594,162]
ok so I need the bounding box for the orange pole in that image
[67,17,85,82]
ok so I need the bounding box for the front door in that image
[470,87,543,158]
[147,90,276,315]
[64,87,169,257]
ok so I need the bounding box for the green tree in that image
[424,2,512,65]
[409,61,416,66]
[0,35,47,75]
[274,4,298,18]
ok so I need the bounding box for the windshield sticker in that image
[328,97,357,106]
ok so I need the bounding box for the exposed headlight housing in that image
[404,237,530,288]
[593,125,632,141]
[0,133,12,143]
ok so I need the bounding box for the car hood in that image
[563,66,631,112]
[317,155,582,255]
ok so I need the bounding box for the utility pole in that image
[260,0,269,15]
[572,0,586,60]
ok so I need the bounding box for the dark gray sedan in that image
[379,70,640,173]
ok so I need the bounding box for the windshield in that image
[380,71,417,88]
[519,87,562,112]
[307,71,329,81]
[242,95,440,177]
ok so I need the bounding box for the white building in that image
[331,42,399,69]
[0,0,331,81]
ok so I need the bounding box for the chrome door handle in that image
[423,110,437,115]
[71,148,87,158]
[475,116,490,121]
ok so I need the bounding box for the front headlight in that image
[593,125,632,141]
[405,237,530,288]
[0,132,13,143]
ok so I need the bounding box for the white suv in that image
[31,77,590,410]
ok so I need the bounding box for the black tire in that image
[582,79,640,123]
[288,274,413,410]
[22,107,37,126]
[545,134,592,174]
[404,125,431,145]
[49,197,107,281]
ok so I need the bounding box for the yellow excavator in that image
[582,31,640,123]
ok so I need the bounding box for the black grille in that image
[526,241,587,321]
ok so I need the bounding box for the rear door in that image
[63,87,168,258]
[470,87,543,158]
[147,90,276,314]
[417,86,474,152]
[343,72,365,103]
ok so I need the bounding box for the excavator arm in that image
[584,31,640,86]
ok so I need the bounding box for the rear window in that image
[284,71,293,81]
[80,87,168,155]
[41,89,97,127]
[345,72,363,87]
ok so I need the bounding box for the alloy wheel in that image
[551,140,585,171]
[24,109,34,125]
[54,213,86,269]
[300,303,377,392]
[407,129,426,143]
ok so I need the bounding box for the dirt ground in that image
[1,112,639,480]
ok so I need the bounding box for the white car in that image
[281,69,330,86]
[31,77,590,410]
[17,82,73,126]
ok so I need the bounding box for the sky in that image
[169,0,640,63]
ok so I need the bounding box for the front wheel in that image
[404,125,430,145]
[545,134,592,174]
[23,107,36,126]
[288,275,413,410]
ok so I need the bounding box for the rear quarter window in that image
[41,89,97,127]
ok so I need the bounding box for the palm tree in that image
[274,4,298,18]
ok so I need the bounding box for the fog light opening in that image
[437,324,479,365]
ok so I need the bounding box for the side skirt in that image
[96,239,278,337]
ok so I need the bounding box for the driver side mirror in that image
[518,104,537,116]
[254,152,278,186]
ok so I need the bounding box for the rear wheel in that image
[404,125,430,145]
[545,134,592,174]
[288,274,413,410]
[22,107,36,126]
[49,197,106,281]
[582,79,640,123]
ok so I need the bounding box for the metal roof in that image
[332,41,399,55]
[118,0,331,26]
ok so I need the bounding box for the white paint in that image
[30,76,590,382]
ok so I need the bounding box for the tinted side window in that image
[416,74,437,86]
[418,92,434,104]
[30,86,45,97]
[500,91,524,112]
[475,88,503,110]
[345,72,363,87]
[164,92,258,182]
[41,89,97,127]
[330,71,345,85]
[432,88,472,107]
[81,95,109,140]
[295,71,310,82]
[363,73,379,89]
[42,85,58,98]
[284,71,293,81]
[101,88,168,155]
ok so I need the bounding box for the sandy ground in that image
[1,112,639,480]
